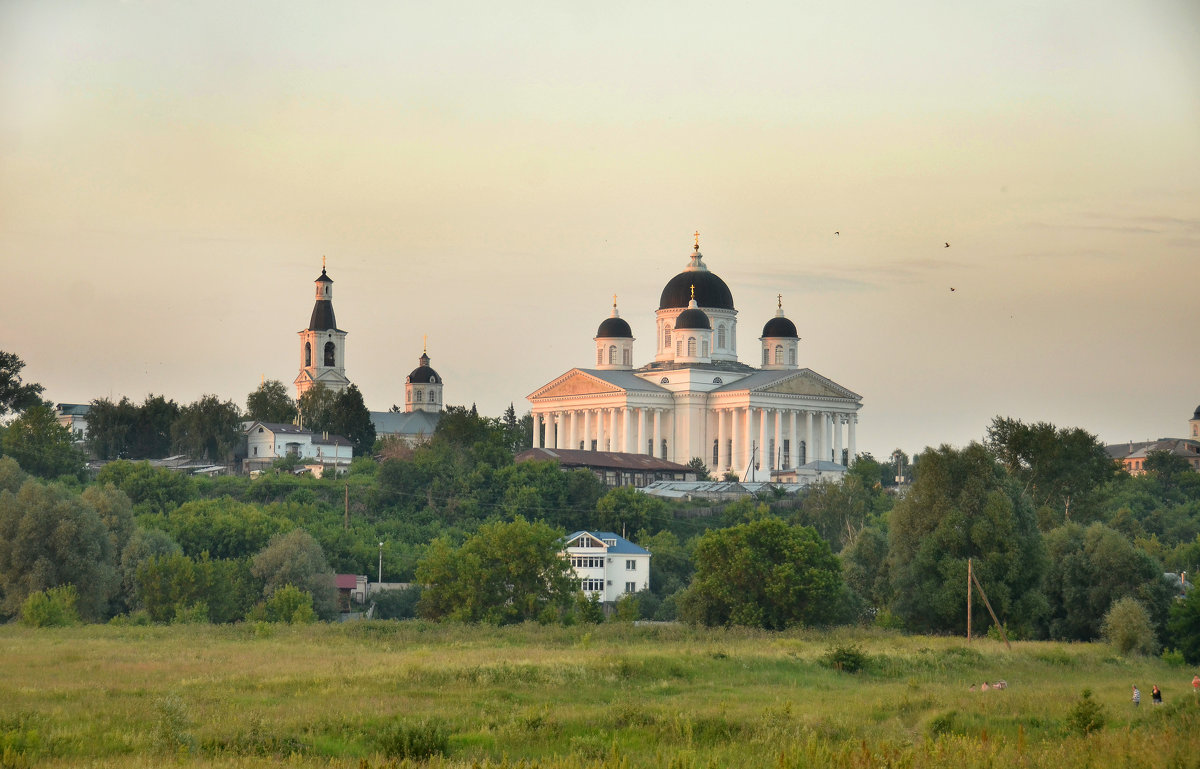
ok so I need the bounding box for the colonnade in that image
[532,405,857,472]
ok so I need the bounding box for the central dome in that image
[659,270,734,310]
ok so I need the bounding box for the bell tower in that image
[295,258,350,399]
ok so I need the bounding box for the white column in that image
[823,412,833,462]
[653,409,662,458]
[566,411,576,450]
[533,412,542,448]
[596,409,606,452]
[582,409,592,451]
[773,409,783,471]
[759,407,770,472]
[788,410,799,469]
[717,409,728,472]
[637,408,647,454]
[621,407,631,453]
[834,413,843,465]
[608,408,618,452]
[744,406,755,473]
[805,410,814,465]
[848,414,857,466]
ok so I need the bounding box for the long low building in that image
[516,447,697,488]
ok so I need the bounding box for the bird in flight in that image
[834,231,839,236]
[944,242,950,248]
[950,287,956,292]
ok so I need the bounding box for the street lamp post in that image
[378,542,384,586]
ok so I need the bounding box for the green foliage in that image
[1,404,85,480]
[1101,596,1158,656]
[0,479,118,620]
[842,525,890,611]
[150,496,291,559]
[793,472,891,552]
[614,592,640,621]
[416,517,576,624]
[86,396,182,461]
[1066,688,1106,735]
[374,719,449,760]
[96,460,198,515]
[245,379,298,425]
[637,529,693,596]
[264,584,317,624]
[0,351,44,417]
[887,443,1047,634]
[575,592,605,624]
[136,551,254,623]
[19,585,79,627]
[0,456,27,494]
[686,457,711,480]
[251,529,338,620]
[821,642,868,673]
[371,585,421,619]
[1167,585,1200,663]
[595,486,669,533]
[323,384,376,456]
[678,517,842,629]
[171,394,241,462]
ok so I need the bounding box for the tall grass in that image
[0,622,1196,768]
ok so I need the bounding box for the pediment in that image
[529,369,623,400]
[755,370,859,399]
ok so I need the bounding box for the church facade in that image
[294,262,351,399]
[527,238,862,478]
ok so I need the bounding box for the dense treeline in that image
[2,350,1199,658]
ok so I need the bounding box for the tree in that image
[0,480,119,620]
[1167,582,1200,663]
[594,486,669,534]
[1101,596,1158,656]
[171,395,241,462]
[153,497,291,560]
[636,529,694,597]
[792,473,890,553]
[985,417,1116,526]
[250,529,338,620]
[85,397,140,459]
[887,443,1047,635]
[325,384,375,455]
[677,517,842,630]
[297,384,338,432]
[96,460,198,515]
[0,404,86,480]
[131,395,180,458]
[245,379,299,424]
[686,457,711,481]
[0,351,44,417]
[416,517,576,624]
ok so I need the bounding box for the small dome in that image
[762,316,798,338]
[315,267,333,284]
[1194,404,1200,420]
[407,352,440,384]
[674,301,711,330]
[596,316,632,338]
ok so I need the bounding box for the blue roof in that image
[565,530,650,556]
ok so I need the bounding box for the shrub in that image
[18,585,79,628]
[1101,597,1158,656]
[265,584,317,624]
[821,643,868,673]
[371,585,421,620]
[1066,688,1106,735]
[574,593,605,625]
[374,719,448,760]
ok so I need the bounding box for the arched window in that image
[415,390,423,402]
[429,390,437,404]
[608,345,617,364]
[304,342,312,367]
[717,324,726,348]
[687,337,696,356]
[675,340,682,357]
[324,341,336,366]
[762,347,769,365]
[788,347,796,366]
[660,439,668,459]
[623,348,631,366]
[701,340,709,357]
[774,344,783,364]
[597,347,603,365]
[712,439,719,466]
[664,326,672,348]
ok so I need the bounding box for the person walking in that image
[1152,685,1162,705]
[1132,685,1140,708]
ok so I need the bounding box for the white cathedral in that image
[527,237,862,478]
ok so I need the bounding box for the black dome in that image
[407,353,440,384]
[674,307,711,330]
[596,316,632,338]
[1194,404,1200,420]
[761,316,798,338]
[308,301,337,331]
[659,270,734,310]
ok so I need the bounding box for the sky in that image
[2,0,1198,460]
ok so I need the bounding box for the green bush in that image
[821,643,868,673]
[1066,689,1106,735]
[265,584,317,624]
[374,719,448,760]
[574,593,605,625]
[18,585,79,628]
[1101,597,1158,656]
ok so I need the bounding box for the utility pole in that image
[344,483,349,531]
[378,541,384,586]
[967,558,973,643]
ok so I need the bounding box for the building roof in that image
[580,369,672,393]
[659,269,734,310]
[249,421,310,435]
[55,403,91,416]
[370,409,441,436]
[246,421,349,445]
[761,315,798,338]
[674,305,712,330]
[312,433,352,447]
[308,300,339,331]
[517,447,693,473]
[1106,438,1200,460]
[565,530,650,556]
[316,268,333,284]
[406,353,440,384]
[335,574,359,590]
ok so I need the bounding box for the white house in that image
[55,403,90,441]
[244,421,353,473]
[564,530,651,603]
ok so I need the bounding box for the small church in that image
[291,260,445,446]
[527,235,862,481]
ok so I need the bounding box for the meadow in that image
[1,622,1197,769]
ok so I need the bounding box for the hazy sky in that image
[2,0,1198,460]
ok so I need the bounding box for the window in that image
[660,439,668,458]
[625,582,637,594]
[799,440,807,465]
[774,344,783,364]
[712,439,719,466]
[702,340,709,357]
[647,439,653,454]
[687,337,696,356]
[664,326,672,347]
[660,377,669,384]
[783,439,790,467]
[623,348,631,366]
[324,341,336,366]
[603,539,617,546]
[676,340,682,357]
[253,447,258,456]
[415,390,423,402]
[609,345,617,364]
[762,347,769,365]
[430,391,437,403]
[571,556,605,568]
[626,559,636,571]
[717,324,726,348]
[257,427,264,433]
[597,347,603,365]
[788,347,796,366]
[304,342,312,367]
[581,579,604,592]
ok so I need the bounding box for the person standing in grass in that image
[1132,685,1140,707]
[1193,674,1199,696]
[1151,685,1162,705]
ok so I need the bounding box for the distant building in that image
[295,261,350,399]
[528,236,862,480]
[244,421,352,474]
[516,446,697,488]
[370,347,445,447]
[1106,404,1200,475]
[55,403,90,441]
[564,530,650,604]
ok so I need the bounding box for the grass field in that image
[1,621,1197,768]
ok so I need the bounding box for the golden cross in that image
[690,284,696,301]
[778,293,782,309]
[423,334,427,354]
[693,230,700,248]
[322,254,326,270]
[613,294,617,309]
